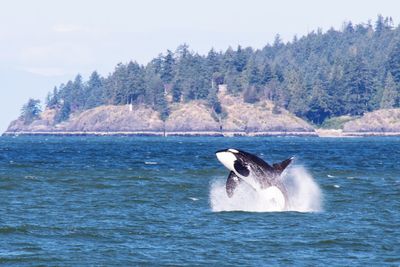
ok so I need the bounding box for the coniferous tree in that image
[388,41,400,84]
[247,61,261,86]
[206,48,221,74]
[126,61,146,103]
[55,101,71,123]
[342,56,374,115]
[107,64,129,104]
[160,50,175,84]
[85,71,104,109]
[154,79,169,120]
[380,73,399,108]
[46,87,60,109]
[285,69,308,116]
[306,77,330,124]
[207,86,222,114]
[20,99,41,124]
[273,34,283,48]
[260,62,274,85]
[171,79,183,102]
[375,14,385,35]
[233,45,248,72]
[69,74,85,111]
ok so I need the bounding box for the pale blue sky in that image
[1,0,399,132]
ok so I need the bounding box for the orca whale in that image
[215,148,293,208]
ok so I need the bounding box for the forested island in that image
[5,16,400,136]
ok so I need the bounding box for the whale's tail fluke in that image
[272,157,294,175]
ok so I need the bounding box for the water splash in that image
[210,166,322,212]
[283,166,322,212]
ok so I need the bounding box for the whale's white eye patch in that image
[228,149,239,153]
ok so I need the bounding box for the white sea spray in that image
[210,166,322,212]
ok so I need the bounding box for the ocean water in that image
[0,136,399,266]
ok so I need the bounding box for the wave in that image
[209,166,322,212]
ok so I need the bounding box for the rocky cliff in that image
[5,91,315,135]
[343,109,400,132]
[219,94,313,132]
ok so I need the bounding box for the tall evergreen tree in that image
[380,73,399,108]
[285,69,308,116]
[85,71,104,109]
[55,101,71,123]
[260,62,274,85]
[106,63,129,104]
[46,86,60,109]
[126,61,146,103]
[206,48,221,74]
[388,41,400,84]
[342,56,374,115]
[233,45,248,72]
[306,77,330,124]
[207,85,222,114]
[69,74,85,111]
[160,50,175,84]
[20,99,41,124]
[247,61,261,86]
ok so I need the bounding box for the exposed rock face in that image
[6,105,164,132]
[6,91,316,134]
[7,109,57,132]
[165,101,220,131]
[219,94,314,132]
[62,105,164,131]
[343,109,400,132]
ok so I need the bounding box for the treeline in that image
[35,15,400,124]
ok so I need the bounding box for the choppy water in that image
[0,136,399,266]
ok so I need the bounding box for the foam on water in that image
[210,166,322,212]
[144,161,158,165]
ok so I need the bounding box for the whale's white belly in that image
[259,186,286,211]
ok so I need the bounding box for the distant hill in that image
[10,15,400,133]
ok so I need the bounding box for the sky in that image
[0,0,399,132]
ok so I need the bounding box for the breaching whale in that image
[215,148,293,209]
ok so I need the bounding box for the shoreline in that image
[2,130,318,137]
[3,130,400,137]
[315,129,400,137]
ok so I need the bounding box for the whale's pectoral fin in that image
[226,171,242,197]
[272,157,294,175]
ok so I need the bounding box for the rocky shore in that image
[315,109,400,137]
[2,130,318,137]
[315,129,400,137]
[4,91,316,136]
[5,92,400,137]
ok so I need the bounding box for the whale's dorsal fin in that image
[226,171,241,197]
[272,157,294,175]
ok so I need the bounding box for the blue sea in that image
[0,136,399,266]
